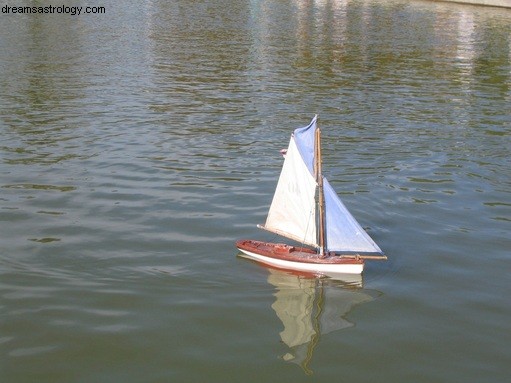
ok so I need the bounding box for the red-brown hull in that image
[236,239,364,275]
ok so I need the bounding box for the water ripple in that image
[0,1,510,381]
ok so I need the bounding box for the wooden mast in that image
[315,122,327,257]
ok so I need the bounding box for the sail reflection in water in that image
[267,269,375,374]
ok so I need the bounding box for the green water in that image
[1,0,510,381]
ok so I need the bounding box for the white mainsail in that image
[262,115,383,256]
[262,135,318,247]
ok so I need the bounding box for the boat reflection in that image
[266,268,375,374]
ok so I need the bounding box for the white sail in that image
[323,178,383,255]
[293,115,317,175]
[262,115,383,256]
[263,135,318,247]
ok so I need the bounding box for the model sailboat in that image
[236,115,386,275]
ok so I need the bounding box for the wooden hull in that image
[236,239,364,275]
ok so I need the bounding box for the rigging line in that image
[301,205,316,248]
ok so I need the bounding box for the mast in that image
[315,123,327,257]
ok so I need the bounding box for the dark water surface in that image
[1,0,510,381]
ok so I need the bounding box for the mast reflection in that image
[266,268,375,374]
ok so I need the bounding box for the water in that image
[1,0,510,381]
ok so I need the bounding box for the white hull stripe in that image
[237,248,364,275]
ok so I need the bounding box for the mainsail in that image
[262,116,383,256]
[263,133,318,247]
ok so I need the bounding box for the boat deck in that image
[236,239,364,265]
